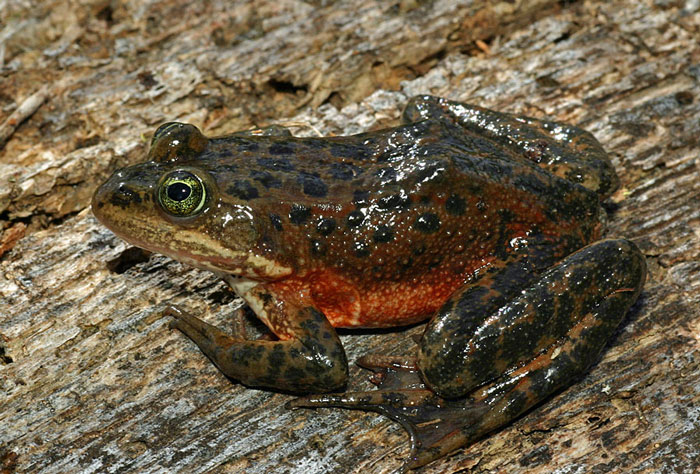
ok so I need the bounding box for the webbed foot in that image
[288,355,488,470]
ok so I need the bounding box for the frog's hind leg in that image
[419,238,646,399]
[291,239,646,469]
[403,95,619,198]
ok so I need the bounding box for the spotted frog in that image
[92,96,646,469]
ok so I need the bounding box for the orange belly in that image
[269,261,492,329]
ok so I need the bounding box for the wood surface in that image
[1,1,699,473]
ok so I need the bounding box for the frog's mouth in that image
[111,223,290,279]
[94,202,248,273]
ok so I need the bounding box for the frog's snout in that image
[93,164,160,220]
[91,178,111,222]
[93,175,129,222]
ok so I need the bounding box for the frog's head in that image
[92,122,290,280]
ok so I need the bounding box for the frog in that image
[92,95,646,469]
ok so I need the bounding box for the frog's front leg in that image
[292,239,646,469]
[167,280,348,393]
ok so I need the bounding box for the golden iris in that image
[158,171,206,216]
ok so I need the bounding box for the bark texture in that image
[1,1,699,473]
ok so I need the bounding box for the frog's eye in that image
[158,171,207,217]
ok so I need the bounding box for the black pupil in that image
[168,182,191,201]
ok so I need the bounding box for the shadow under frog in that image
[92,96,646,469]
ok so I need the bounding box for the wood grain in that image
[1,1,699,473]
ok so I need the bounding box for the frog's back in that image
[203,119,603,291]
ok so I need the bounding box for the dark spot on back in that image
[330,143,369,159]
[414,163,445,185]
[373,225,394,243]
[289,204,311,225]
[237,141,259,152]
[476,200,487,212]
[375,167,398,184]
[445,194,466,215]
[269,214,283,231]
[328,162,363,180]
[346,210,365,228]
[310,239,326,255]
[216,149,235,158]
[269,143,294,155]
[304,139,327,149]
[378,193,410,210]
[316,218,336,236]
[414,213,441,233]
[466,182,482,194]
[353,190,369,205]
[257,157,295,171]
[297,172,328,197]
[227,180,259,200]
[498,208,516,223]
[250,170,281,189]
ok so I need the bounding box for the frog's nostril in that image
[110,183,141,206]
[118,183,136,199]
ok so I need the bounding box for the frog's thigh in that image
[418,239,646,399]
[167,302,348,393]
[403,95,618,197]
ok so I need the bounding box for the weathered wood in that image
[1,1,699,473]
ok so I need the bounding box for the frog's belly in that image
[312,268,476,328]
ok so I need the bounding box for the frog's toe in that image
[164,305,204,335]
[164,305,241,354]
